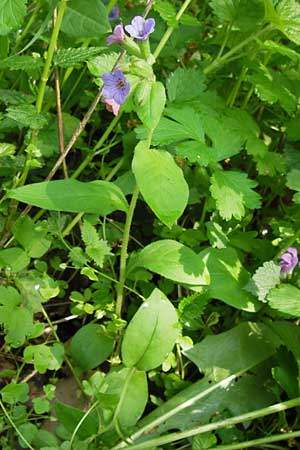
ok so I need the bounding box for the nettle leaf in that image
[9,179,128,215]
[24,343,65,374]
[132,141,189,227]
[199,247,260,312]
[122,288,180,371]
[0,0,27,36]
[210,0,265,30]
[167,68,206,103]
[210,170,261,221]
[136,239,210,286]
[0,89,35,105]
[81,220,112,268]
[135,81,166,130]
[153,0,177,26]
[0,286,34,347]
[53,46,104,68]
[267,284,300,317]
[6,105,49,130]
[272,0,300,45]
[245,261,281,302]
[70,324,114,371]
[99,368,148,429]
[61,0,110,38]
[0,55,43,74]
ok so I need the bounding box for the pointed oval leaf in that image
[135,81,166,130]
[132,142,189,227]
[122,288,180,371]
[8,179,128,215]
[136,239,210,286]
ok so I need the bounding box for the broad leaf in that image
[122,288,180,371]
[0,0,27,36]
[273,0,300,45]
[136,239,210,286]
[53,46,104,68]
[166,68,206,103]
[210,170,261,221]
[132,142,189,227]
[135,81,166,130]
[13,216,51,258]
[70,324,113,371]
[267,284,300,317]
[55,401,98,439]
[9,179,128,215]
[61,0,110,38]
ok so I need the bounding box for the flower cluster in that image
[107,15,155,45]
[279,247,299,275]
[102,69,130,116]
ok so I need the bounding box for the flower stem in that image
[208,430,300,450]
[36,0,67,113]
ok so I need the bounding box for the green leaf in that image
[210,0,265,30]
[122,288,180,371]
[132,142,189,227]
[0,55,43,74]
[267,284,300,317]
[13,216,51,258]
[6,105,49,129]
[53,46,104,68]
[81,220,112,268]
[178,293,209,330]
[24,343,65,374]
[199,247,260,312]
[210,170,261,221]
[0,247,30,271]
[167,68,206,103]
[135,81,166,130]
[70,324,114,370]
[136,239,210,286]
[32,397,51,414]
[185,322,281,380]
[286,169,300,191]
[0,0,27,36]
[272,0,300,45]
[9,179,128,215]
[99,368,148,429]
[245,261,281,301]
[61,0,110,38]
[55,401,98,439]
[153,0,177,26]
[1,382,29,404]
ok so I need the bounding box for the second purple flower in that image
[102,69,130,106]
[125,16,155,41]
[279,247,299,275]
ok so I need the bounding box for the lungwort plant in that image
[1,0,300,449]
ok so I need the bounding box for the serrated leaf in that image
[210,170,261,221]
[132,142,189,228]
[86,241,111,268]
[0,55,43,74]
[245,261,281,301]
[122,288,180,371]
[178,293,209,330]
[136,239,210,286]
[6,105,49,130]
[0,89,35,105]
[0,0,27,36]
[61,0,110,38]
[210,0,265,30]
[267,284,300,317]
[273,0,300,45]
[81,220,100,247]
[53,46,104,68]
[153,0,177,27]
[166,68,206,103]
[9,179,128,215]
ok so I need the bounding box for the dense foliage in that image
[1,0,300,449]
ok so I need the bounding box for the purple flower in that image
[107,24,125,45]
[279,247,299,275]
[125,16,155,41]
[102,70,130,105]
[109,6,120,21]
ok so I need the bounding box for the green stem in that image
[36,0,67,113]
[203,24,274,75]
[208,430,300,450]
[69,400,99,450]
[153,0,194,60]
[0,399,36,450]
[115,397,300,450]
[15,3,42,51]
[106,0,118,14]
[115,185,140,318]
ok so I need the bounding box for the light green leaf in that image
[167,68,206,103]
[55,401,98,439]
[267,284,300,317]
[1,382,29,404]
[53,46,104,68]
[61,0,110,38]
[286,169,300,191]
[9,179,128,215]
[210,170,261,221]
[122,288,180,371]
[273,0,300,45]
[24,343,64,374]
[132,142,189,227]
[153,0,177,26]
[136,239,210,286]
[99,368,148,429]
[32,397,51,414]
[13,216,51,258]
[0,247,30,272]
[210,0,265,30]
[0,55,43,74]
[6,105,49,129]
[70,324,114,370]
[135,81,166,130]
[245,261,281,301]
[0,0,27,36]
[185,322,281,380]
[199,247,260,312]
